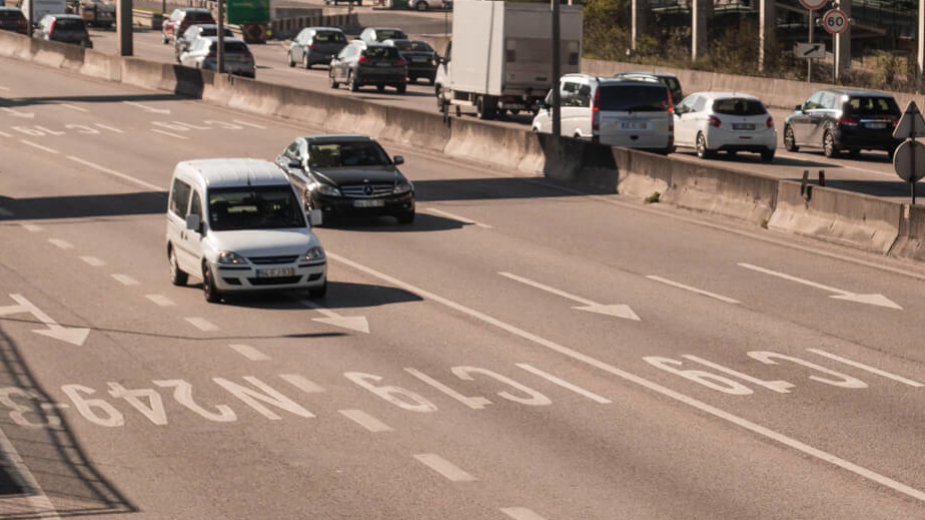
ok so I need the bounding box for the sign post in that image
[798,0,827,82]
[822,7,848,82]
[893,101,925,205]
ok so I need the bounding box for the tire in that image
[760,149,775,162]
[888,147,896,161]
[169,247,188,286]
[349,72,359,92]
[696,132,715,159]
[783,125,798,152]
[377,84,385,92]
[163,34,169,44]
[329,71,339,89]
[308,280,328,299]
[397,211,415,224]
[476,96,495,120]
[288,51,295,67]
[416,0,428,9]
[304,54,311,69]
[202,264,221,303]
[396,83,407,94]
[823,130,838,158]
[436,86,445,111]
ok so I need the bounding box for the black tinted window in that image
[394,41,433,52]
[712,98,767,116]
[208,186,305,231]
[54,19,85,30]
[210,41,249,53]
[308,142,391,168]
[845,96,900,117]
[186,11,213,21]
[314,31,345,43]
[363,47,399,59]
[376,30,406,41]
[0,10,25,20]
[597,85,670,112]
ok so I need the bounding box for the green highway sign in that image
[227,0,270,24]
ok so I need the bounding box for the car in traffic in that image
[383,39,438,85]
[67,0,114,28]
[34,14,92,48]
[175,24,233,62]
[180,37,256,78]
[0,7,28,34]
[532,74,674,154]
[783,88,902,159]
[674,92,776,161]
[358,26,408,44]
[166,158,327,303]
[274,134,415,225]
[613,71,683,107]
[324,0,363,5]
[329,41,408,93]
[162,7,214,44]
[408,0,450,10]
[287,27,348,69]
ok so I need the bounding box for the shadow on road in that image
[0,93,184,108]
[0,192,168,221]
[412,176,614,203]
[218,280,423,309]
[324,211,464,232]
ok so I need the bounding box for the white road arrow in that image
[299,299,370,334]
[0,107,34,118]
[738,263,903,310]
[122,101,170,114]
[499,272,641,321]
[0,294,90,345]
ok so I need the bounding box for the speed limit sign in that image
[822,9,848,34]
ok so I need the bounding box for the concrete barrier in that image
[889,204,925,263]
[81,48,121,81]
[769,180,902,254]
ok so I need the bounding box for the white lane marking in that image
[423,207,492,228]
[501,508,548,520]
[79,256,106,267]
[339,409,393,432]
[20,140,59,154]
[0,85,9,90]
[111,274,140,286]
[329,251,925,504]
[516,363,611,403]
[0,207,12,217]
[1,107,33,118]
[0,131,11,138]
[94,123,123,133]
[232,119,267,129]
[123,101,170,114]
[228,343,269,361]
[60,103,88,113]
[500,271,640,321]
[21,224,42,232]
[48,238,73,250]
[299,298,370,334]
[66,156,163,191]
[808,348,924,388]
[185,317,219,332]
[145,294,176,307]
[645,275,740,304]
[152,128,188,140]
[738,263,902,309]
[413,453,477,482]
[280,373,326,393]
[0,424,62,519]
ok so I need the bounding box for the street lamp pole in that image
[217,0,225,73]
[551,0,561,137]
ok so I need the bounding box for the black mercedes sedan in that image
[384,39,439,85]
[274,135,415,225]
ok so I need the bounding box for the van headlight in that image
[316,184,341,197]
[303,246,325,261]
[393,181,413,194]
[218,251,247,265]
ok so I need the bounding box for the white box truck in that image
[20,0,67,23]
[434,0,582,120]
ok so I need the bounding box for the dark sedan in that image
[385,39,438,85]
[329,42,407,93]
[0,7,28,35]
[274,134,415,225]
[784,88,901,159]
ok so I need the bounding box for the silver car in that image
[180,36,255,78]
[287,27,347,69]
[175,24,234,62]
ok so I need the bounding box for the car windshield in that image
[394,41,433,52]
[845,96,900,117]
[376,29,406,41]
[208,186,305,231]
[308,141,391,168]
[363,47,399,59]
[54,19,85,30]
[186,11,213,21]
[314,31,346,43]
[713,98,767,116]
[598,85,670,112]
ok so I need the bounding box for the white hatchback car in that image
[674,92,776,161]
[166,159,327,303]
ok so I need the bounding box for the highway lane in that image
[3,57,925,518]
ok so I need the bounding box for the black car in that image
[385,39,438,85]
[329,42,408,93]
[784,88,902,159]
[35,14,92,48]
[274,134,415,224]
[613,71,683,106]
[0,7,28,35]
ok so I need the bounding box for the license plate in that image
[621,121,648,130]
[867,122,887,129]
[733,123,755,130]
[413,57,427,63]
[354,199,385,208]
[257,267,294,278]
[375,62,391,68]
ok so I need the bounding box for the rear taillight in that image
[708,115,721,128]
[243,52,253,59]
[592,87,600,133]
[207,51,216,58]
[17,19,26,26]
[48,19,56,35]
[837,115,858,127]
[396,57,407,66]
[309,42,317,50]
[766,116,774,128]
[891,117,899,128]
[666,87,674,113]
[358,55,370,64]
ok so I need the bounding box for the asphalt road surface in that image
[3,57,925,519]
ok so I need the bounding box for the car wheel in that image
[696,132,715,159]
[416,0,428,9]
[377,84,385,92]
[288,51,295,67]
[823,130,838,158]
[304,54,311,69]
[396,83,407,94]
[397,211,415,224]
[163,34,169,44]
[888,146,897,161]
[349,72,359,92]
[761,149,775,162]
[169,247,188,286]
[308,280,328,299]
[329,71,339,89]
[783,125,798,152]
[202,263,221,303]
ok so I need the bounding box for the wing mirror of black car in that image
[288,160,303,169]
[795,104,803,112]
[393,155,405,165]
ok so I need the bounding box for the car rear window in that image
[597,85,670,112]
[54,18,86,30]
[394,41,433,52]
[208,186,305,231]
[712,98,767,116]
[210,41,250,53]
[845,96,900,117]
[0,9,25,20]
[376,29,406,41]
[314,31,346,43]
[362,47,399,59]
[308,142,391,168]
[186,11,213,21]
[199,27,232,37]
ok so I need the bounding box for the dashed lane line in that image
[151,128,187,140]
[0,131,12,138]
[20,140,59,154]
[645,275,740,304]
[79,256,106,267]
[111,274,140,286]
[808,348,924,388]
[280,374,326,393]
[94,124,123,133]
[59,103,88,113]
[339,409,393,433]
[145,294,176,307]
[423,207,493,229]
[185,317,219,332]
[413,454,477,482]
[0,85,9,91]
[516,363,611,404]
[228,344,269,361]
[21,224,42,232]
[232,119,267,129]
[66,156,163,192]
[48,238,74,250]
[500,508,548,520]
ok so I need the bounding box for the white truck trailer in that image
[435,0,582,120]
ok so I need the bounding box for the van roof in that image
[178,159,289,189]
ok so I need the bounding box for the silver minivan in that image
[532,74,674,154]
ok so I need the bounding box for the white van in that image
[166,158,327,303]
[532,74,674,154]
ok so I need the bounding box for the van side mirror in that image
[393,155,405,165]
[309,209,323,227]
[795,104,803,111]
[185,214,201,232]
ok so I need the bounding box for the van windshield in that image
[598,85,670,112]
[208,185,305,231]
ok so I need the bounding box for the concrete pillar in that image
[759,0,776,72]
[834,0,851,82]
[692,0,710,62]
[918,0,925,92]
[117,0,133,56]
[632,0,649,51]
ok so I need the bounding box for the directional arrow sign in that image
[299,299,370,334]
[499,272,641,321]
[0,294,90,345]
[893,101,925,139]
[794,43,825,59]
[738,263,902,309]
[122,101,171,114]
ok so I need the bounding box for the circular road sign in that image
[893,140,925,183]
[822,9,848,34]
[799,0,827,10]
